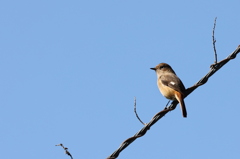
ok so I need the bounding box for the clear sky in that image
[1,0,240,159]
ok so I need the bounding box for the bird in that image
[151,63,187,118]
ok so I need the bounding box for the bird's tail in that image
[175,92,187,118]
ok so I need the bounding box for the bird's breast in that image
[157,80,176,100]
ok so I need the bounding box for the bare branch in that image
[134,97,146,125]
[56,143,73,159]
[106,45,240,159]
[212,17,218,63]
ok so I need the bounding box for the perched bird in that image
[151,63,187,118]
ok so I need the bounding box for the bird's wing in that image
[160,74,185,94]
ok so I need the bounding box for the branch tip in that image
[212,17,218,63]
[134,97,146,125]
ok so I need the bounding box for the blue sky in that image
[1,1,240,159]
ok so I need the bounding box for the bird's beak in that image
[150,68,156,71]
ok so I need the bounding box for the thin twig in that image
[56,143,73,159]
[134,97,146,125]
[106,45,240,159]
[212,17,218,63]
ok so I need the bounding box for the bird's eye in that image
[160,66,165,69]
